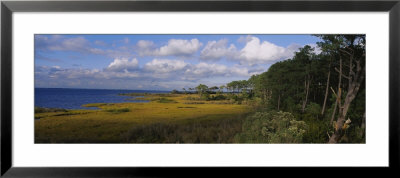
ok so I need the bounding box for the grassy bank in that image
[35,93,253,143]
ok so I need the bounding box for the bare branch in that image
[339,49,352,56]
[335,68,350,79]
[330,87,337,98]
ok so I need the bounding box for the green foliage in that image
[242,35,366,143]
[171,89,182,94]
[301,116,330,143]
[153,97,178,103]
[235,111,307,143]
[283,97,296,113]
[123,115,247,143]
[35,107,68,113]
[208,94,227,101]
[201,92,210,100]
[104,108,130,114]
[195,84,209,97]
[305,102,321,119]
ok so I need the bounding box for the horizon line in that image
[34,87,172,92]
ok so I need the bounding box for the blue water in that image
[35,88,170,110]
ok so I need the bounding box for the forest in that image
[180,34,366,143]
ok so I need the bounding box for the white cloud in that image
[106,58,139,72]
[47,36,89,51]
[237,35,253,43]
[237,36,295,65]
[104,49,134,58]
[136,40,156,56]
[102,71,139,79]
[136,39,202,57]
[230,66,250,76]
[35,61,261,90]
[88,48,106,55]
[35,35,106,55]
[184,62,256,79]
[200,39,237,60]
[187,62,228,76]
[36,64,140,81]
[157,39,202,56]
[200,36,302,65]
[137,40,155,48]
[144,59,187,73]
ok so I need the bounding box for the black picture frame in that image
[1,0,399,177]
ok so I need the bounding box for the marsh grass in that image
[35,107,67,113]
[183,101,205,104]
[35,93,253,143]
[152,97,177,103]
[123,114,249,143]
[177,106,196,109]
[83,103,114,108]
[105,108,130,114]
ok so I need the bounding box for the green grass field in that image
[34,93,254,143]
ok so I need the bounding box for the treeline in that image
[238,35,366,143]
[175,35,365,143]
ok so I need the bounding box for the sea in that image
[35,88,170,110]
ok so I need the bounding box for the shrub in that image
[105,108,130,114]
[35,107,67,113]
[201,93,210,100]
[305,102,321,120]
[183,101,205,104]
[153,97,177,103]
[208,94,227,101]
[123,116,246,143]
[170,90,182,94]
[234,111,307,143]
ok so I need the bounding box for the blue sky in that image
[35,34,321,90]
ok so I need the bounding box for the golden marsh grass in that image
[35,94,253,143]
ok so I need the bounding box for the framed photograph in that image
[1,0,399,176]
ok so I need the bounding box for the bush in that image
[201,93,210,100]
[183,101,205,104]
[153,97,177,103]
[208,95,227,101]
[235,111,307,143]
[304,102,321,120]
[35,107,67,113]
[105,108,130,114]
[123,116,246,143]
[170,90,181,94]
[185,96,202,101]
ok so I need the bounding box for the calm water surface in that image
[35,88,169,110]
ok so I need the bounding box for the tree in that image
[218,85,225,94]
[209,86,219,93]
[195,84,209,98]
[188,88,194,94]
[326,35,366,143]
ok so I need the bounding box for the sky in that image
[34,34,321,90]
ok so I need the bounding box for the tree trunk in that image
[329,53,365,143]
[330,56,342,125]
[302,75,311,112]
[328,86,360,143]
[321,61,331,115]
